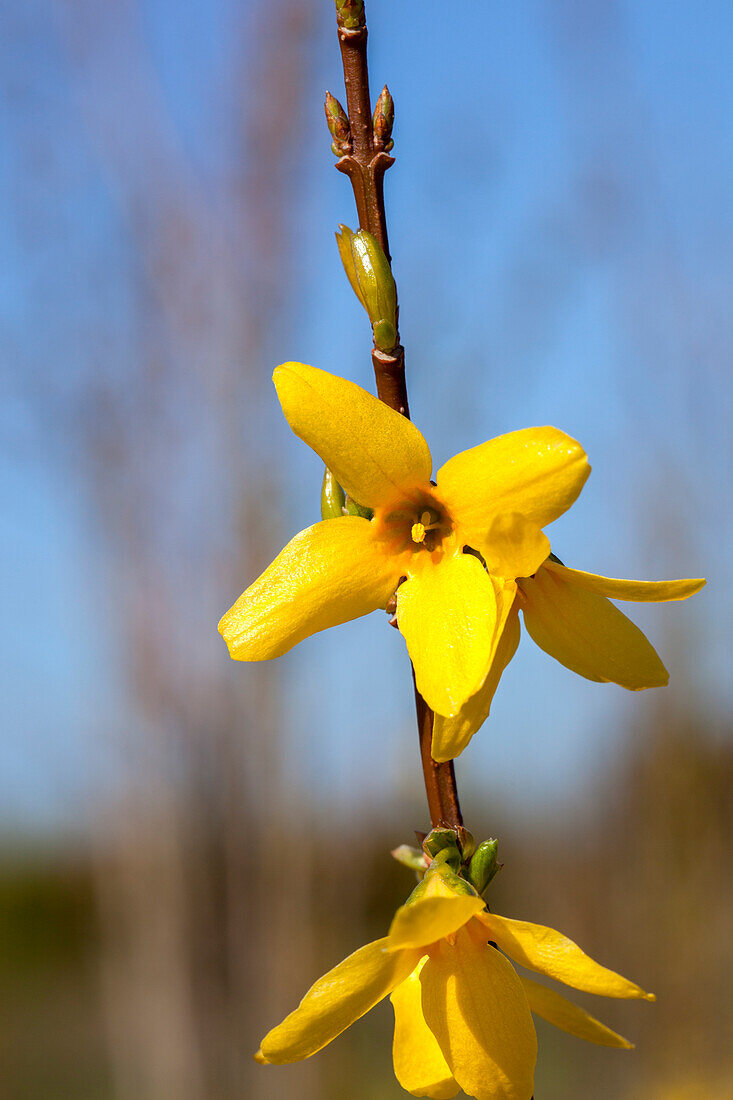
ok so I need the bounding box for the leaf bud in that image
[335,224,397,351]
[321,466,346,520]
[324,92,351,157]
[372,85,394,152]
[467,838,500,895]
[334,0,365,30]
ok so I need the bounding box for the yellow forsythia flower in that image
[219,363,704,759]
[256,872,652,1100]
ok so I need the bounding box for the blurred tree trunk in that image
[59,2,321,1097]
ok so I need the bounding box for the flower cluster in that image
[219,360,703,1099]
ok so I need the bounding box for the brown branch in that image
[332,1,462,832]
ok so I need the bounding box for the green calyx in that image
[394,827,501,902]
[335,225,398,352]
[403,847,480,908]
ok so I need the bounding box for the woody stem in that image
[332,1,463,832]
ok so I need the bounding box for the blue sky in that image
[3,0,731,829]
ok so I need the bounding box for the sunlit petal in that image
[432,606,520,762]
[387,895,486,953]
[391,960,460,1098]
[520,976,633,1049]
[420,925,536,1100]
[260,938,420,1064]
[219,516,397,660]
[397,553,509,717]
[519,564,668,690]
[481,913,655,1000]
[545,560,705,602]
[274,362,432,508]
[437,426,589,543]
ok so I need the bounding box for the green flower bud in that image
[321,466,346,520]
[335,225,398,352]
[467,838,500,895]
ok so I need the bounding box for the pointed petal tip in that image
[254,1049,269,1065]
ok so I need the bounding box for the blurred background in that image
[3,0,732,1097]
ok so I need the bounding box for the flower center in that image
[410,509,441,545]
[375,490,452,555]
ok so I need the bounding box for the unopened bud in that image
[335,224,397,352]
[324,92,351,157]
[467,838,500,895]
[321,466,346,520]
[372,85,394,152]
[335,0,365,30]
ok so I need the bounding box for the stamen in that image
[411,522,426,544]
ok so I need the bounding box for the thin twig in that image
[331,0,462,831]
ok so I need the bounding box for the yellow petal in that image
[274,362,432,509]
[437,426,589,544]
[420,925,536,1100]
[544,560,706,602]
[481,913,654,1000]
[519,564,668,690]
[520,976,633,1049]
[387,895,486,952]
[260,937,420,1064]
[432,606,521,762]
[479,513,550,580]
[397,552,510,717]
[391,960,460,1098]
[219,516,396,661]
